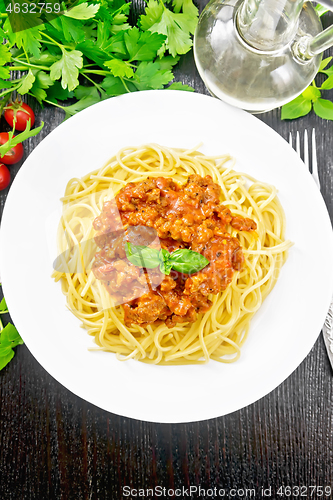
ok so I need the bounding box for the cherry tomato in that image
[0,132,24,165]
[0,163,10,190]
[4,102,35,131]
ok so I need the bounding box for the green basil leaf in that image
[313,98,333,120]
[125,241,161,268]
[124,243,209,275]
[0,322,23,347]
[315,4,329,16]
[0,322,23,371]
[318,57,333,73]
[0,296,8,312]
[159,248,172,275]
[281,95,312,120]
[320,74,333,90]
[0,350,14,371]
[169,249,209,274]
[302,86,321,101]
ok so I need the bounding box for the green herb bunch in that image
[281,5,333,121]
[281,57,333,120]
[0,285,23,371]
[0,0,198,120]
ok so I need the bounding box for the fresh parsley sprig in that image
[125,241,210,275]
[0,285,23,371]
[0,0,198,122]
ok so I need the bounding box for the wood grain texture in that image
[1,2,333,499]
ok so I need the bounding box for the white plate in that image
[1,90,333,423]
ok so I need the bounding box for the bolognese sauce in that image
[92,175,257,328]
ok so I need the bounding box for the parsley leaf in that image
[173,0,198,18]
[50,49,83,91]
[46,81,74,102]
[168,81,194,91]
[74,85,100,100]
[0,44,12,79]
[124,27,166,61]
[140,0,198,57]
[0,80,12,89]
[150,8,193,57]
[14,26,44,59]
[101,75,137,95]
[134,61,174,90]
[63,2,100,19]
[62,95,104,120]
[140,0,164,31]
[158,55,180,69]
[30,70,54,103]
[59,17,86,44]
[76,40,109,67]
[0,0,199,131]
[17,70,36,95]
[104,59,134,78]
[103,31,127,56]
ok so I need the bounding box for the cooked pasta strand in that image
[52,144,292,364]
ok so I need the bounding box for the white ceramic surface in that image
[1,90,333,423]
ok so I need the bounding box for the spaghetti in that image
[52,144,292,364]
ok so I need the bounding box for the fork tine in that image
[296,130,301,157]
[311,129,321,190]
[304,129,309,170]
[290,129,321,191]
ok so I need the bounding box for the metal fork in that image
[289,129,333,371]
[289,129,320,189]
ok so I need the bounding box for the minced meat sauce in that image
[92,175,257,328]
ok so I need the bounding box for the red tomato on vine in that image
[0,133,24,165]
[0,163,10,190]
[4,102,35,131]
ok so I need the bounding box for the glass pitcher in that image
[194,0,333,113]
